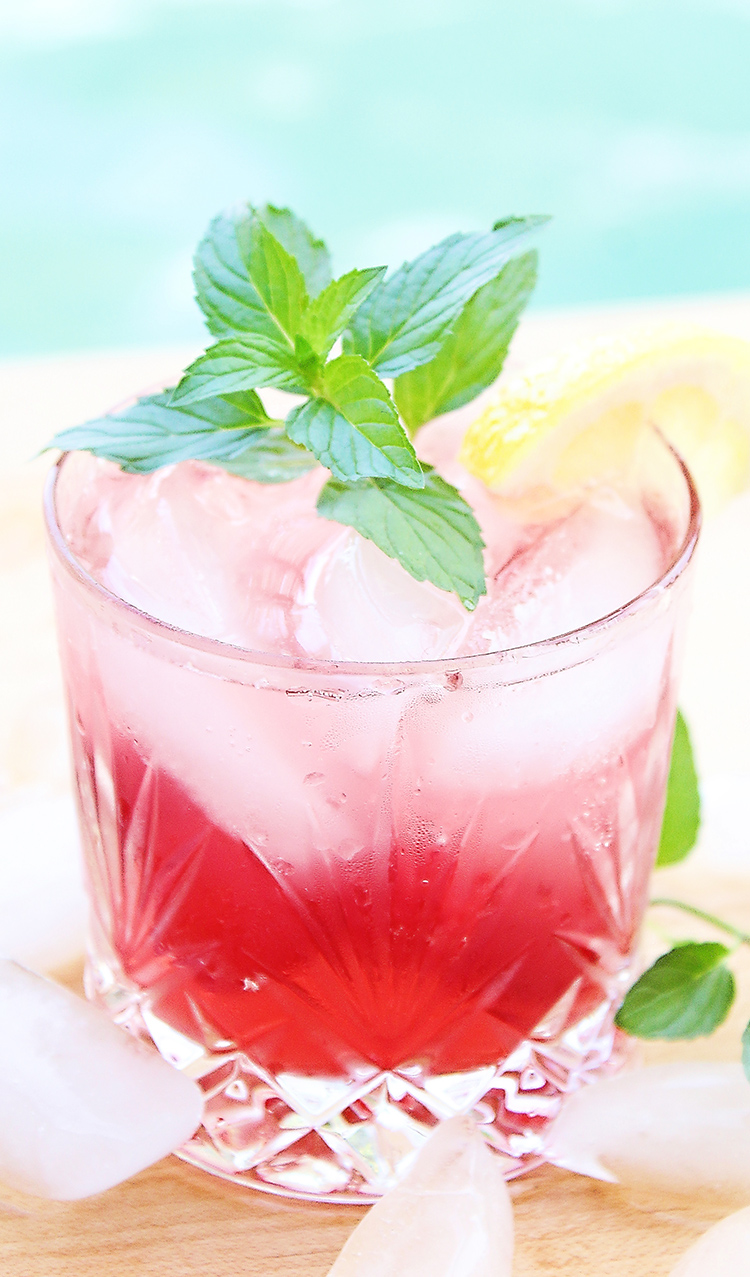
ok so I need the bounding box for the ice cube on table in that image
[668,1206,750,1276]
[0,960,203,1199]
[327,1116,513,1277]
[546,1063,750,1203]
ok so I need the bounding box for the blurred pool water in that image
[2,0,750,355]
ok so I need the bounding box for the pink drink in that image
[46,417,699,1200]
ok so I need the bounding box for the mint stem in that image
[650,897,750,946]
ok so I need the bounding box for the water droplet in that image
[272,860,294,877]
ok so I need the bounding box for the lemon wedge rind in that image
[460,325,750,516]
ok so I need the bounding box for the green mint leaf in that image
[256,203,332,298]
[656,709,701,867]
[344,217,546,378]
[219,429,317,483]
[300,266,387,358]
[294,333,322,387]
[615,942,735,1040]
[493,215,543,231]
[394,252,538,433]
[46,390,317,483]
[193,203,308,343]
[171,335,308,405]
[286,355,423,487]
[316,467,486,608]
[742,1021,750,1084]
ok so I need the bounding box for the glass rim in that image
[44,442,701,678]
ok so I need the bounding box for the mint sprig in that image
[171,334,309,402]
[48,200,545,606]
[343,218,546,378]
[394,251,538,434]
[300,266,386,359]
[616,719,750,1081]
[287,355,423,487]
[48,390,314,480]
[317,468,485,610]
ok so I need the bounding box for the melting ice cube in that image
[295,528,471,662]
[668,1206,750,1276]
[0,960,203,1199]
[546,1063,750,1204]
[327,1116,513,1277]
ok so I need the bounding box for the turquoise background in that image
[2,0,750,356]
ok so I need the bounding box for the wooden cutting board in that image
[1,329,750,1275]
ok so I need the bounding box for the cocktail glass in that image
[44,429,700,1202]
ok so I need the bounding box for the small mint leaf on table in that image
[286,354,423,487]
[656,709,701,867]
[317,467,486,609]
[171,334,309,405]
[615,942,735,1040]
[193,203,311,343]
[255,203,332,298]
[343,216,546,378]
[300,266,387,358]
[48,391,314,482]
[394,251,538,434]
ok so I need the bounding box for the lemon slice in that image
[460,326,750,516]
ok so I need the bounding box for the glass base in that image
[87,956,628,1202]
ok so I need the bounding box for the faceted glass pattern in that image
[46,457,699,1200]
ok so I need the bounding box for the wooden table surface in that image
[2,302,750,1275]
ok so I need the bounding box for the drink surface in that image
[49,418,696,1196]
[56,415,676,663]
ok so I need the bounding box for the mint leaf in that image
[256,203,331,298]
[317,467,485,608]
[344,217,546,378]
[742,1021,750,1084]
[171,334,308,405]
[294,333,322,386]
[394,252,537,433]
[242,215,309,343]
[286,355,423,487]
[219,429,316,483]
[656,709,701,867]
[301,266,387,358]
[615,942,735,1039]
[47,390,316,482]
[193,203,308,344]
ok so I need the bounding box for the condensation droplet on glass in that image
[462,711,474,723]
[304,772,325,786]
